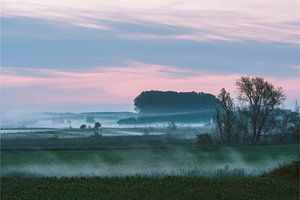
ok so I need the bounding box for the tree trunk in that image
[251,122,257,144]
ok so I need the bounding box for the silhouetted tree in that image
[289,101,300,139]
[134,91,218,114]
[236,77,286,144]
[94,122,102,129]
[235,107,250,144]
[80,124,87,129]
[214,88,236,144]
[267,101,300,143]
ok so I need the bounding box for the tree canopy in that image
[134,90,218,114]
[236,77,286,144]
[213,77,288,145]
[215,88,236,144]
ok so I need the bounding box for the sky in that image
[1,0,300,112]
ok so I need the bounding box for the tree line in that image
[134,91,218,114]
[214,76,299,145]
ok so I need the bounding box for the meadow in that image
[1,144,299,177]
[1,140,299,199]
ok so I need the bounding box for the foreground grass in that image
[1,145,299,199]
[1,176,299,200]
[263,160,299,181]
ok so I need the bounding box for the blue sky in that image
[1,0,299,112]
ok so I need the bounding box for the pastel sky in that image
[1,0,299,112]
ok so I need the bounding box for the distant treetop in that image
[134,90,218,114]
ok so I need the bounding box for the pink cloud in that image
[2,0,299,44]
[1,64,299,110]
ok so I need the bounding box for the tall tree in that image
[236,77,286,144]
[235,107,250,144]
[214,88,236,144]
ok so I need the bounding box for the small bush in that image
[197,133,213,145]
[80,124,87,129]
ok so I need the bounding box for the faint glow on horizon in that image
[1,63,299,111]
[1,0,300,112]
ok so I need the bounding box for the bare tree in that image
[235,107,250,144]
[290,101,300,137]
[214,88,236,144]
[215,105,224,143]
[236,77,286,144]
[275,101,300,143]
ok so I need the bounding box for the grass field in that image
[1,176,299,200]
[1,144,299,177]
[1,144,299,199]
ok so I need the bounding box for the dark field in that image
[1,176,299,200]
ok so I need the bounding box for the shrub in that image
[197,133,213,145]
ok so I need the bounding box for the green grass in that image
[2,144,298,164]
[1,144,299,177]
[1,144,299,199]
[1,176,299,200]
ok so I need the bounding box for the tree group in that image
[214,76,298,145]
[134,91,218,114]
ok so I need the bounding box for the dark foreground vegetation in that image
[1,152,299,199]
[2,161,299,199]
[263,160,299,180]
[1,176,298,200]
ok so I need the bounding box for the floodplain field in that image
[1,136,299,199]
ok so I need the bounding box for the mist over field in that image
[0,112,131,128]
[0,110,214,129]
[1,0,300,199]
[1,108,298,178]
[2,145,298,177]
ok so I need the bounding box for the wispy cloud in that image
[2,63,299,111]
[290,65,300,70]
[2,0,299,44]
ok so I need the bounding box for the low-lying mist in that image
[1,148,296,178]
